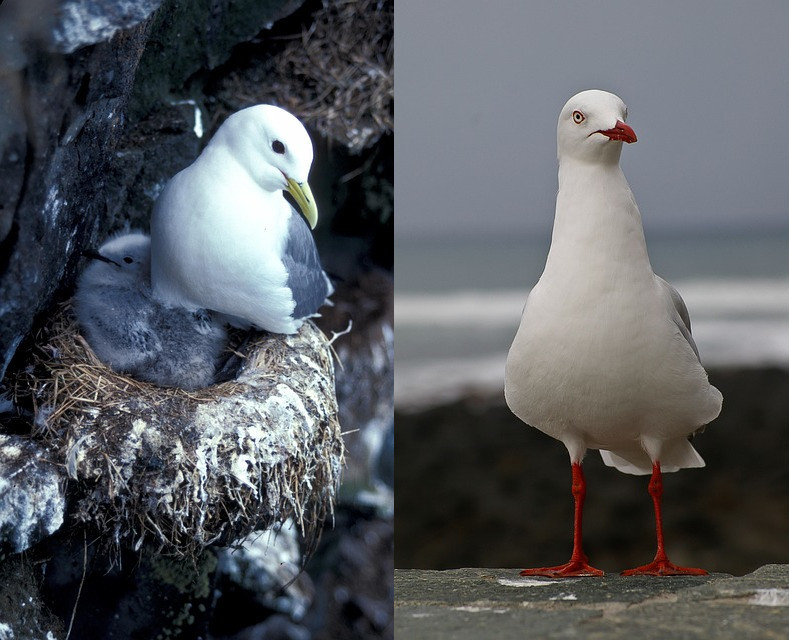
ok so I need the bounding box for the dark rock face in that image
[0,12,151,380]
[305,507,394,640]
[128,0,306,118]
[317,269,394,506]
[39,543,219,639]
[0,556,65,639]
[212,508,394,640]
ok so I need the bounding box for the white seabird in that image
[504,90,722,577]
[150,105,333,334]
[74,232,227,390]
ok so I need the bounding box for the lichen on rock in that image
[0,434,65,554]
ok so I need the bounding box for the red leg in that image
[621,462,707,576]
[520,462,604,578]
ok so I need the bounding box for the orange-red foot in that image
[520,560,604,578]
[621,559,707,576]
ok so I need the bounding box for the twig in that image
[65,529,88,640]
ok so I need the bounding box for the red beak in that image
[597,120,637,143]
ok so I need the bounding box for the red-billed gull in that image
[505,90,722,577]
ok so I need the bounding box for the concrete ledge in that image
[395,565,789,639]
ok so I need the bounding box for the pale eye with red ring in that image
[572,110,585,124]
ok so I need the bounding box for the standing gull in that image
[505,90,722,577]
[150,105,333,334]
[74,232,227,390]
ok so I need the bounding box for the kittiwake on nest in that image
[14,303,344,559]
[150,104,334,334]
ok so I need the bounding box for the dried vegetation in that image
[14,304,343,560]
[216,0,393,152]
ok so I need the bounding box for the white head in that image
[211,104,318,228]
[557,90,637,165]
[81,232,151,287]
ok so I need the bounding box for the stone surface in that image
[0,15,151,381]
[210,506,394,640]
[306,507,394,640]
[127,0,305,118]
[395,565,789,640]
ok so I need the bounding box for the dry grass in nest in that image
[14,303,344,561]
[218,0,393,153]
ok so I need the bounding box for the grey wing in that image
[282,208,332,320]
[656,276,700,361]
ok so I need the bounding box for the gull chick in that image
[74,232,227,390]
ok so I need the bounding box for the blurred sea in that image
[395,230,789,409]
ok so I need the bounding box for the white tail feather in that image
[600,438,705,476]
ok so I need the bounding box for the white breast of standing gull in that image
[74,231,227,390]
[504,89,722,577]
[150,105,333,334]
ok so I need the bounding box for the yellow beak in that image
[286,177,318,230]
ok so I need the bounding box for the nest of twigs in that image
[14,304,344,560]
[217,0,393,153]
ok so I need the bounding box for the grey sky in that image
[395,1,789,240]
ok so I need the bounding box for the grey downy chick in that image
[74,231,228,390]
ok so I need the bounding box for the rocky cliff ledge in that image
[396,565,789,640]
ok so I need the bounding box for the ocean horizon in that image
[395,229,789,409]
